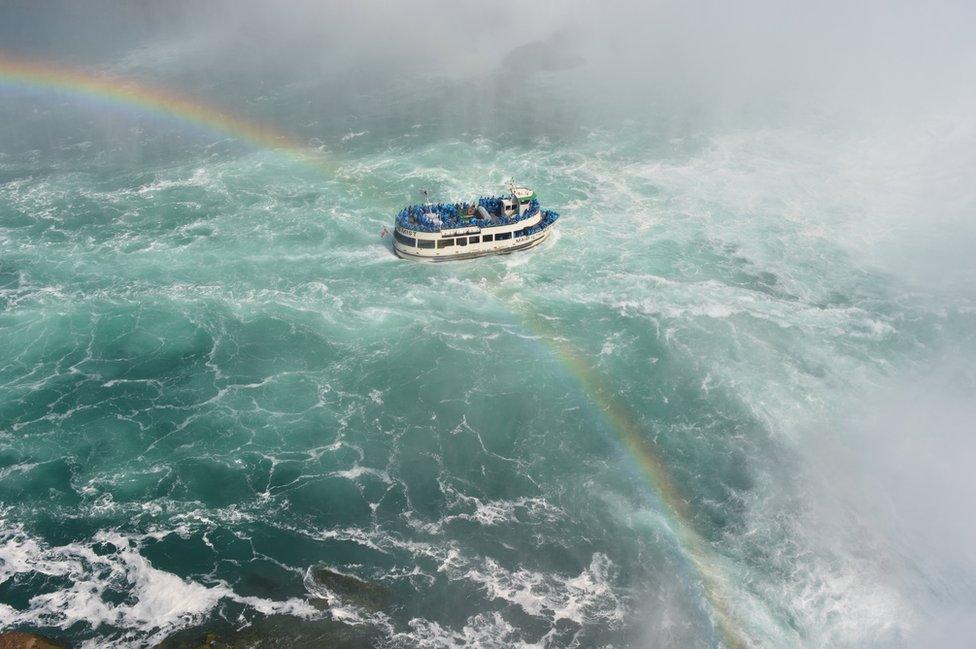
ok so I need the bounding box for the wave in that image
[0,524,319,648]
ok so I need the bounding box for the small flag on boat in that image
[380,226,389,237]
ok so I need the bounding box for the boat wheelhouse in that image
[392,185,559,261]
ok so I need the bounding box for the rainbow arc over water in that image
[511,300,745,648]
[0,53,328,169]
[0,51,746,647]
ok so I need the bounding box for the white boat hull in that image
[393,225,553,261]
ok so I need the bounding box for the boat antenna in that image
[507,178,520,211]
[421,188,432,209]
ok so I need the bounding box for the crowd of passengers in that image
[395,197,541,233]
[520,209,559,238]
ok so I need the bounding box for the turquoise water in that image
[2,53,976,648]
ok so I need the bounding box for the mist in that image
[792,367,976,645]
[5,1,975,128]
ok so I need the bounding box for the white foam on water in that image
[783,555,914,646]
[302,523,624,641]
[313,526,392,555]
[330,465,393,484]
[463,554,623,628]
[427,487,563,531]
[0,526,319,647]
[388,612,527,649]
[135,168,215,195]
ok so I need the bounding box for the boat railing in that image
[393,208,559,250]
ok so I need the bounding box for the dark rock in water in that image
[152,615,379,649]
[151,633,233,649]
[193,633,231,649]
[309,566,391,611]
[500,29,587,73]
[153,630,244,649]
[0,632,66,649]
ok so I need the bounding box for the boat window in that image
[483,234,494,242]
[457,238,467,246]
[469,236,480,244]
[439,238,454,248]
[496,232,511,241]
[418,239,435,249]
[394,230,416,246]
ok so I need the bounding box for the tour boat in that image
[392,184,558,261]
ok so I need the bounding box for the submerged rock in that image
[152,615,379,648]
[0,632,66,649]
[308,566,391,612]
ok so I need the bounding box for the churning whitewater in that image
[2,2,975,648]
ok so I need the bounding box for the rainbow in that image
[0,53,327,168]
[513,303,746,648]
[1,51,745,646]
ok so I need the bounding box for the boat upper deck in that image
[395,196,541,233]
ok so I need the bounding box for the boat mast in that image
[508,178,523,214]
